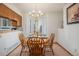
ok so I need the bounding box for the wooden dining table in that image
[27,35,48,56]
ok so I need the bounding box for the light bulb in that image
[40,13,44,16]
[38,10,42,13]
[32,10,35,13]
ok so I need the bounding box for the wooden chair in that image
[27,37,45,56]
[44,33,55,55]
[19,33,28,56]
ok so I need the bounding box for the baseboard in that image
[55,42,73,56]
[6,44,21,56]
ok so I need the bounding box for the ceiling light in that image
[28,10,44,19]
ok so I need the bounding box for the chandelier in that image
[29,10,44,19]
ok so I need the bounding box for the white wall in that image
[57,3,79,55]
[46,12,63,37]
[22,13,28,36]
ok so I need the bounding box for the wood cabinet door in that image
[12,20,17,27]
[0,4,22,27]
[17,15,22,27]
[15,14,22,27]
[0,4,8,18]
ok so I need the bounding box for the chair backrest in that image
[27,37,44,55]
[49,33,55,46]
[19,33,26,47]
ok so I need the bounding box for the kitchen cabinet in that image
[0,4,22,27]
[12,20,17,27]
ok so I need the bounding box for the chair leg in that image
[28,49,31,56]
[44,46,54,56]
[20,47,23,56]
[43,48,45,56]
[51,47,54,56]
[20,46,30,56]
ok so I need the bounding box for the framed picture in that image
[67,3,79,24]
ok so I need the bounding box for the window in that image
[26,15,47,36]
[0,17,12,29]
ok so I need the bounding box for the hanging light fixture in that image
[29,10,44,19]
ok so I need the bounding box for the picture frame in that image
[67,3,79,24]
